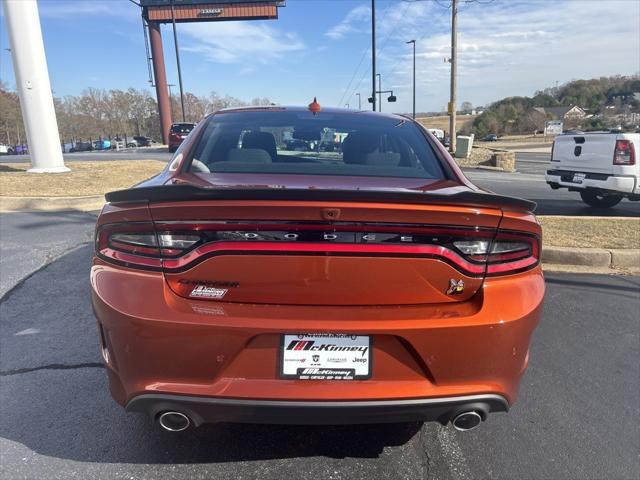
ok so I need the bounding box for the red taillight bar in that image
[95,222,540,277]
[161,241,487,275]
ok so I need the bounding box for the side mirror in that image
[368,97,374,103]
[387,95,397,103]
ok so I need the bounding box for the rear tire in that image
[579,190,623,208]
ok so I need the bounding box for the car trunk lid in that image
[147,198,503,306]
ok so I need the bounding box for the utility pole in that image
[406,39,416,119]
[449,0,458,154]
[170,0,186,122]
[377,73,382,112]
[4,0,69,172]
[371,0,376,112]
[356,93,361,110]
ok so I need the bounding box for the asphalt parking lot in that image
[0,211,638,480]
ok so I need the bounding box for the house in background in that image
[531,105,586,131]
[532,105,587,121]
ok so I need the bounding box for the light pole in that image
[167,83,176,118]
[376,73,382,112]
[406,39,416,119]
[170,0,186,122]
[356,92,361,110]
[371,0,376,112]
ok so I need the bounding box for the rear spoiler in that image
[105,185,536,212]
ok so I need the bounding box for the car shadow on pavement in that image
[0,367,423,464]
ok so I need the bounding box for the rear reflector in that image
[613,140,635,165]
[95,221,540,277]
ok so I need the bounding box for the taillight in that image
[454,232,539,276]
[95,223,201,269]
[96,221,539,277]
[613,139,635,165]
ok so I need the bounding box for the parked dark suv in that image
[133,136,153,147]
[169,123,195,153]
[70,142,94,153]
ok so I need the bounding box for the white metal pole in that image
[3,0,69,173]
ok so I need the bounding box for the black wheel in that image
[168,146,176,153]
[127,143,136,148]
[579,190,623,208]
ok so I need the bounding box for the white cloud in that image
[374,0,640,112]
[325,4,370,40]
[181,21,305,65]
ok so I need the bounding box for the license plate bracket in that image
[280,334,371,380]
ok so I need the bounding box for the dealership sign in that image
[545,120,563,136]
[198,7,222,16]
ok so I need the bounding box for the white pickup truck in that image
[546,131,640,207]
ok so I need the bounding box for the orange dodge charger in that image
[91,105,544,432]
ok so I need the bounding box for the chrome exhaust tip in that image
[452,411,483,431]
[158,411,191,432]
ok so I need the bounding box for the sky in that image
[0,0,639,114]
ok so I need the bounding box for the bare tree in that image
[0,84,271,145]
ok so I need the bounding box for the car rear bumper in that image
[126,393,509,426]
[546,170,637,194]
[91,262,544,424]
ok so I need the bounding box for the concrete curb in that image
[542,246,640,269]
[0,195,105,212]
[459,165,508,172]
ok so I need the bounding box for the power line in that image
[382,2,449,80]
[338,0,400,107]
[342,0,410,107]
[337,46,369,106]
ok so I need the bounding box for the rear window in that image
[187,110,446,179]
[171,124,195,134]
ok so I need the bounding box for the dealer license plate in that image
[280,334,371,380]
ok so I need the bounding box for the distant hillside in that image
[468,75,640,136]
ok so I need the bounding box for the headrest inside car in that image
[226,148,273,163]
